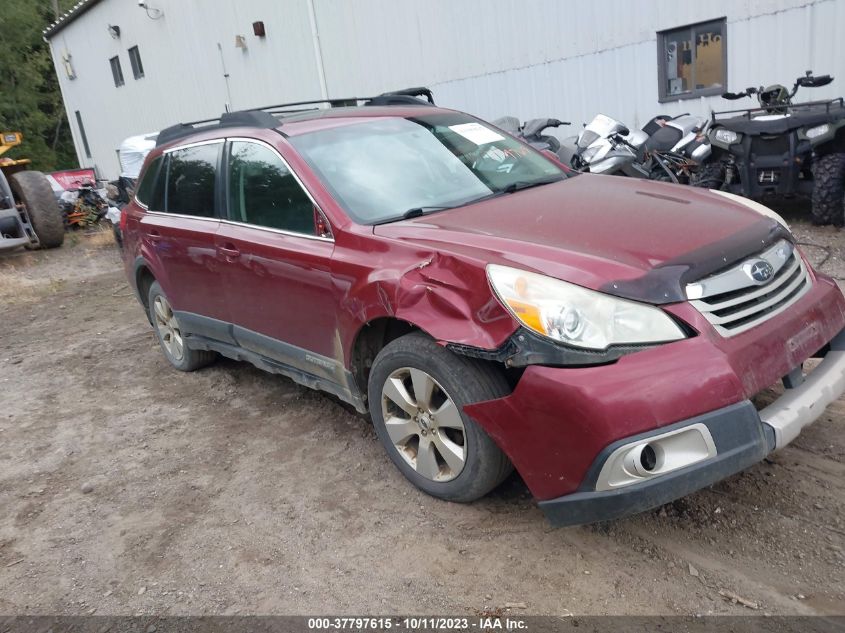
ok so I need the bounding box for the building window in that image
[74,111,91,158]
[128,46,144,80]
[109,55,125,87]
[657,18,726,102]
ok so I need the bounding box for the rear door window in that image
[165,143,220,217]
[227,140,315,235]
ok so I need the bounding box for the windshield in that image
[290,113,565,224]
[580,114,627,144]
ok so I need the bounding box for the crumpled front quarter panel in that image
[334,230,518,367]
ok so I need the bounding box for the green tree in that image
[0,0,78,171]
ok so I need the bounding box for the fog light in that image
[640,444,657,471]
[596,423,717,491]
[623,442,664,478]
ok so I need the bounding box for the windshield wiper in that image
[400,206,454,220]
[500,176,564,194]
[373,190,515,226]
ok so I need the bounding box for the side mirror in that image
[617,126,630,137]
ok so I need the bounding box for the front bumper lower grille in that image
[686,240,812,336]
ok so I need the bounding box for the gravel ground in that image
[0,210,843,616]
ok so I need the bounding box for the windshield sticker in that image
[449,122,504,145]
[483,147,507,162]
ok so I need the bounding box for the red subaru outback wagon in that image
[122,92,845,526]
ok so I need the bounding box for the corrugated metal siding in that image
[314,0,845,142]
[48,0,325,175]
[49,0,845,178]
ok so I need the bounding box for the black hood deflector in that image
[599,219,793,304]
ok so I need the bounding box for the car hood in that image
[373,175,791,304]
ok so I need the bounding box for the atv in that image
[697,71,845,226]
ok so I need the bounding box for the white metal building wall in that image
[48,0,845,179]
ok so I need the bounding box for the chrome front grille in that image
[686,240,812,336]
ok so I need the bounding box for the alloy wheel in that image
[380,367,466,482]
[153,295,184,361]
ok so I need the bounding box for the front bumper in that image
[539,401,769,526]
[539,328,845,526]
[464,272,845,526]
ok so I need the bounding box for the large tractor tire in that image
[812,153,845,227]
[8,170,64,248]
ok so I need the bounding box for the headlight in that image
[805,124,830,139]
[487,265,686,350]
[714,129,740,145]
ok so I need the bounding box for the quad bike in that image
[0,132,65,253]
[698,70,845,226]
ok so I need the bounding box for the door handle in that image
[147,230,162,242]
[218,243,241,258]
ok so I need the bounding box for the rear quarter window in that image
[135,155,162,207]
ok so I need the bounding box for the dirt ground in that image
[0,212,843,617]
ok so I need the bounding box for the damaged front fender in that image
[338,249,519,366]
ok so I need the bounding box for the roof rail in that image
[156,111,280,147]
[155,87,435,147]
[248,87,435,114]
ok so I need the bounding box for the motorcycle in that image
[492,116,570,154]
[559,113,705,183]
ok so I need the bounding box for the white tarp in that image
[118,133,158,179]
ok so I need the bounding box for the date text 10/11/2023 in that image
[306,617,529,630]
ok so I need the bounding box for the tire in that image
[691,162,726,190]
[147,281,216,371]
[9,170,65,249]
[811,152,845,227]
[368,332,513,502]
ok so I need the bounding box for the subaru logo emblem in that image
[745,259,775,284]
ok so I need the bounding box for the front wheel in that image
[368,333,513,502]
[811,153,845,227]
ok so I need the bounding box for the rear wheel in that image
[368,332,512,502]
[9,170,64,248]
[147,281,216,371]
[812,153,845,227]
[691,162,726,190]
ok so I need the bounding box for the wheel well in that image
[349,318,519,404]
[350,318,418,399]
[136,266,155,310]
